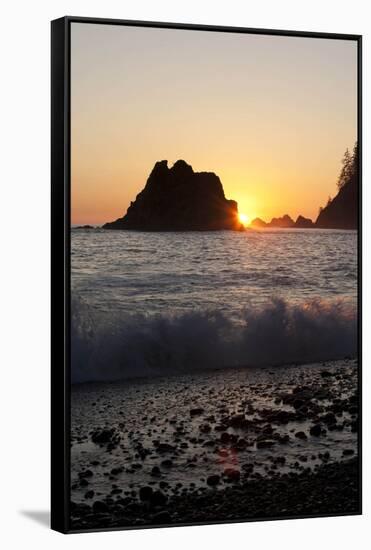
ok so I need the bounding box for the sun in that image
[238,213,249,226]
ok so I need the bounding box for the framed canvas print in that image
[51,16,362,533]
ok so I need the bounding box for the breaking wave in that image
[71,297,357,383]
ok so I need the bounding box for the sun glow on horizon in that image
[238,213,250,226]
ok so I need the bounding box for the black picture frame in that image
[51,16,362,534]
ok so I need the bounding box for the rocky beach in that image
[70,358,359,530]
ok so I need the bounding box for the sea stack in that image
[315,175,358,229]
[103,160,244,231]
[295,215,314,228]
[250,217,268,229]
[268,214,295,228]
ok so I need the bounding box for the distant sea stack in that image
[103,160,244,231]
[251,214,314,229]
[269,214,295,228]
[250,217,267,229]
[295,215,314,228]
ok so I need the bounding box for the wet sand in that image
[70,358,359,530]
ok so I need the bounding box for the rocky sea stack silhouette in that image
[250,214,314,229]
[295,215,315,228]
[315,171,358,229]
[103,160,244,231]
[315,144,358,230]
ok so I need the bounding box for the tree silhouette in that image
[316,141,358,229]
[337,142,358,191]
[352,141,359,179]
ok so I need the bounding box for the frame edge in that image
[50,15,362,533]
[51,16,70,534]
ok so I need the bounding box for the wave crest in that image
[71,297,357,383]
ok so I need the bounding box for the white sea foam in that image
[71,296,357,383]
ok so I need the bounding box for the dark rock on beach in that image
[151,511,172,524]
[207,474,220,487]
[257,439,276,449]
[103,160,244,231]
[157,443,175,453]
[190,407,204,416]
[150,490,167,506]
[151,466,161,477]
[139,486,153,501]
[78,469,93,479]
[223,468,241,482]
[91,428,120,446]
[70,458,360,530]
[92,500,108,513]
[310,424,322,437]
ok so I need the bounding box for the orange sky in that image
[71,23,357,225]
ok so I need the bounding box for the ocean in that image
[71,228,357,383]
[70,228,359,526]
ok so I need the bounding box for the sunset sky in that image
[71,23,357,226]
